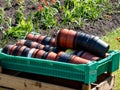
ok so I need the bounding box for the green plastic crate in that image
[0,49,119,84]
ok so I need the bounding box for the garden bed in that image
[0,0,120,45]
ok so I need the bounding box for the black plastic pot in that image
[24,40,32,47]
[42,36,52,45]
[21,47,30,57]
[43,45,51,52]
[2,45,10,54]
[74,32,109,57]
[41,52,49,59]
[57,53,72,62]
[12,46,22,56]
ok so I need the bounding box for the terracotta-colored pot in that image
[30,42,39,48]
[66,30,76,48]
[46,52,57,60]
[80,51,100,61]
[25,33,34,40]
[9,45,17,55]
[56,29,69,48]
[31,49,39,58]
[39,44,45,50]
[17,46,26,56]
[32,34,40,42]
[56,51,64,60]
[49,38,55,46]
[70,55,90,64]
[37,36,46,44]
[16,40,26,46]
[35,50,46,58]
[7,45,15,54]
[12,45,22,55]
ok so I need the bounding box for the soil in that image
[0,0,120,46]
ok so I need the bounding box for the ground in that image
[0,0,120,45]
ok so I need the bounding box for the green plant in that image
[15,0,25,5]
[14,5,25,24]
[4,18,33,39]
[60,0,110,28]
[30,0,38,5]
[5,0,12,8]
[33,5,58,29]
[0,7,5,25]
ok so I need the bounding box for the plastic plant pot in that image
[31,49,39,58]
[2,45,11,54]
[37,36,46,44]
[20,47,30,57]
[41,52,49,59]
[46,52,57,60]
[35,50,46,58]
[25,33,34,40]
[56,29,69,48]
[32,34,40,42]
[9,45,17,55]
[66,30,76,48]
[49,38,56,46]
[57,53,72,63]
[70,55,91,64]
[12,45,22,56]
[41,36,52,45]
[17,46,27,56]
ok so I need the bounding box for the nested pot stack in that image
[2,45,90,64]
[56,29,109,58]
[2,28,110,64]
[26,34,56,46]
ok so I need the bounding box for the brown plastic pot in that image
[31,49,40,58]
[16,40,26,46]
[80,52,100,61]
[56,29,69,48]
[30,42,39,48]
[39,44,45,50]
[37,36,46,44]
[35,50,46,58]
[32,34,40,42]
[12,45,22,56]
[17,46,26,56]
[70,55,90,64]
[46,52,57,60]
[49,38,55,46]
[7,45,15,54]
[25,33,34,40]
[56,51,64,60]
[9,45,17,55]
[66,30,76,48]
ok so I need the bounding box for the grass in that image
[102,28,120,90]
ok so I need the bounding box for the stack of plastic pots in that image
[16,40,59,53]
[26,34,56,46]
[2,45,90,64]
[56,29,109,58]
[1,28,110,64]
